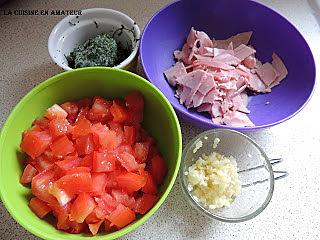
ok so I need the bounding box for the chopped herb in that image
[67,33,131,69]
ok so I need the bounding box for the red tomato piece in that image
[77,98,93,108]
[111,189,135,209]
[68,221,86,234]
[72,118,92,138]
[141,171,157,194]
[134,194,158,214]
[54,169,92,195]
[108,204,136,228]
[32,117,49,130]
[133,142,149,163]
[88,220,104,235]
[85,208,101,224]
[123,126,136,145]
[50,202,72,230]
[31,168,58,204]
[104,170,122,190]
[92,151,116,173]
[69,193,96,223]
[110,100,129,123]
[33,155,54,172]
[91,123,122,150]
[65,166,91,175]
[55,155,81,172]
[94,193,118,218]
[48,118,71,138]
[28,197,52,218]
[20,164,38,184]
[150,155,168,184]
[61,101,79,122]
[21,130,52,159]
[45,104,68,120]
[128,111,143,124]
[50,135,75,157]
[76,107,90,122]
[88,97,113,124]
[117,152,144,172]
[104,219,118,233]
[116,172,146,192]
[75,134,94,156]
[90,173,107,196]
[108,122,123,133]
[79,154,93,169]
[49,183,74,206]
[125,91,144,112]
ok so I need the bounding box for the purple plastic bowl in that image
[140,0,316,131]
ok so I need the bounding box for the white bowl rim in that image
[48,8,141,71]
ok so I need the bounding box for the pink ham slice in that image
[197,103,212,112]
[246,73,271,93]
[242,55,256,69]
[193,59,235,71]
[256,62,279,87]
[270,53,288,88]
[164,62,187,86]
[223,111,254,127]
[234,44,256,61]
[215,31,253,49]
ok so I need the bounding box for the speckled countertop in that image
[1,0,320,239]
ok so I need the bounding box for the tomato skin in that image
[123,126,136,145]
[90,173,107,196]
[92,151,116,173]
[31,168,58,204]
[75,134,94,156]
[125,91,144,113]
[150,155,168,184]
[48,118,71,138]
[55,155,81,172]
[108,204,136,228]
[116,172,146,192]
[79,154,93,169]
[21,130,52,159]
[20,164,38,184]
[33,117,49,130]
[110,100,129,123]
[69,192,96,223]
[50,135,75,157]
[141,171,157,194]
[94,193,118,218]
[29,197,52,218]
[33,156,54,172]
[72,118,92,138]
[134,194,158,214]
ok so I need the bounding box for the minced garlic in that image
[186,150,241,210]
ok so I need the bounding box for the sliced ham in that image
[164,28,287,127]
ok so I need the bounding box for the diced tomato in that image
[104,170,122,190]
[94,193,118,218]
[141,171,157,194]
[61,102,79,122]
[28,197,52,218]
[68,221,86,234]
[110,100,129,123]
[72,118,91,138]
[79,154,93,169]
[50,135,75,157]
[90,173,107,196]
[91,123,122,150]
[33,155,54,172]
[134,194,158,214]
[55,155,81,172]
[105,219,118,233]
[150,155,168,184]
[85,208,101,224]
[75,134,94,156]
[33,117,49,130]
[21,130,52,159]
[133,142,149,163]
[87,97,113,124]
[128,112,143,124]
[116,172,146,192]
[49,183,74,206]
[108,122,123,133]
[31,168,58,204]
[76,107,90,122]
[88,220,104,235]
[116,144,134,156]
[77,98,92,109]
[54,169,92,195]
[48,118,71,138]
[50,202,72,230]
[45,104,68,120]
[108,204,135,228]
[20,164,38,184]
[111,189,135,209]
[123,126,136,145]
[117,152,144,172]
[69,193,96,223]
[125,91,144,113]
[92,151,116,173]
[65,166,91,175]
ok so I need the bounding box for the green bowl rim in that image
[0,67,182,240]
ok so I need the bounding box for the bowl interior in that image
[181,129,274,222]
[0,68,182,239]
[49,8,140,70]
[140,0,315,130]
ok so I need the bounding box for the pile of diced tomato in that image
[20,92,168,235]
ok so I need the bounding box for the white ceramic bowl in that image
[48,8,140,71]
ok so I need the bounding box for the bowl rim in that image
[180,128,275,223]
[140,0,316,131]
[0,67,182,239]
[48,8,141,71]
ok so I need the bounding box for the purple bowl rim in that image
[140,0,316,131]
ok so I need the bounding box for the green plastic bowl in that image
[0,67,182,240]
